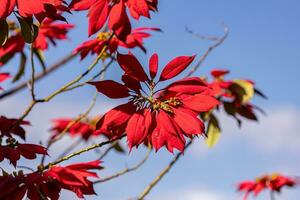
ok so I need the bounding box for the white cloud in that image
[225,105,300,152]
[151,188,235,200]
[191,105,300,155]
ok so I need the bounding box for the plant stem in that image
[137,140,193,200]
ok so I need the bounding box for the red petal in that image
[0,0,15,18]
[117,53,149,81]
[126,109,152,148]
[17,0,44,17]
[149,53,158,79]
[0,73,10,82]
[69,0,97,11]
[182,94,219,112]
[151,111,185,152]
[159,55,196,81]
[89,80,130,98]
[96,103,135,132]
[88,0,109,36]
[122,74,141,93]
[108,0,131,40]
[66,160,102,170]
[166,77,208,94]
[126,0,150,20]
[211,69,230,78]
[173,108,204,135]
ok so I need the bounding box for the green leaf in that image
[17,16,39,43]
[33,49,46,72]
[13,52,27,82]
[205,115,221,148]
[0,19,9,46]
[254,88,267,99]
[113,142,126,154]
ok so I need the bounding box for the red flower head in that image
[238,174,298,200]
[75,27,160,60]
[204,69,265,125]
[0,160,102,199]
[45,160,103,198]
[51,117,99,140]
[0,35,25,67]
[0,116,30,140]
[70,0,158,40]
[0,73,10,90]
[89,53,219,152]
[0,0,68,21]
[33,18,74,50]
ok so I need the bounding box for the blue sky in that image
[1,0,300,199]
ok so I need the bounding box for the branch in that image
[95,146,152,183]
[11,33,115,130]
[185,25,229,77]
[29,45,36,101]
[0,53,76,100]
[98,141,117,160]
[40,93,98,165]
[63,56,115,92]
[43,134,126,170]
[137,140,193,200]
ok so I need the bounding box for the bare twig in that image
[43,134,126,170]
[63,56,115,92]
[185,27,220,41]
[40,93,98,165]
[185,25,229,77]
[95,146,152,183]
[98,141,117,160]
[11,33,114,130]
[54,138,83,161]
[137,140,193,200]
[0,53,77,100]
[29,45,36,101]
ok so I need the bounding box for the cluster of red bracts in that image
[238,174,298,200]
[207,69,264,124]
[0,116,48,166]
[75,27,161,60]
[51,118,98,140]
[0,116,103,199]
[0,160,103,200]
[70,0,158,40]
[89,52,219,152]
[0,0,69,22]
[33,18,74,51]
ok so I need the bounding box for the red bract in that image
[74,27,160,60]
[33,19,74,50]
[0,35,25,67]
[0,160,102,199]
[0,0,68,21]
[51,117,98,140]
[0,73,10,90]
[0,143,48,167]
[69,0,158,39]
[238,174,298,200]
[0,116,30,140]
[89,53,219,152]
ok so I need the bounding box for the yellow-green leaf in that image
[232,79,254,103]
[205,116,221,148]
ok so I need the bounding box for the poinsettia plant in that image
[0,1,298,200]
